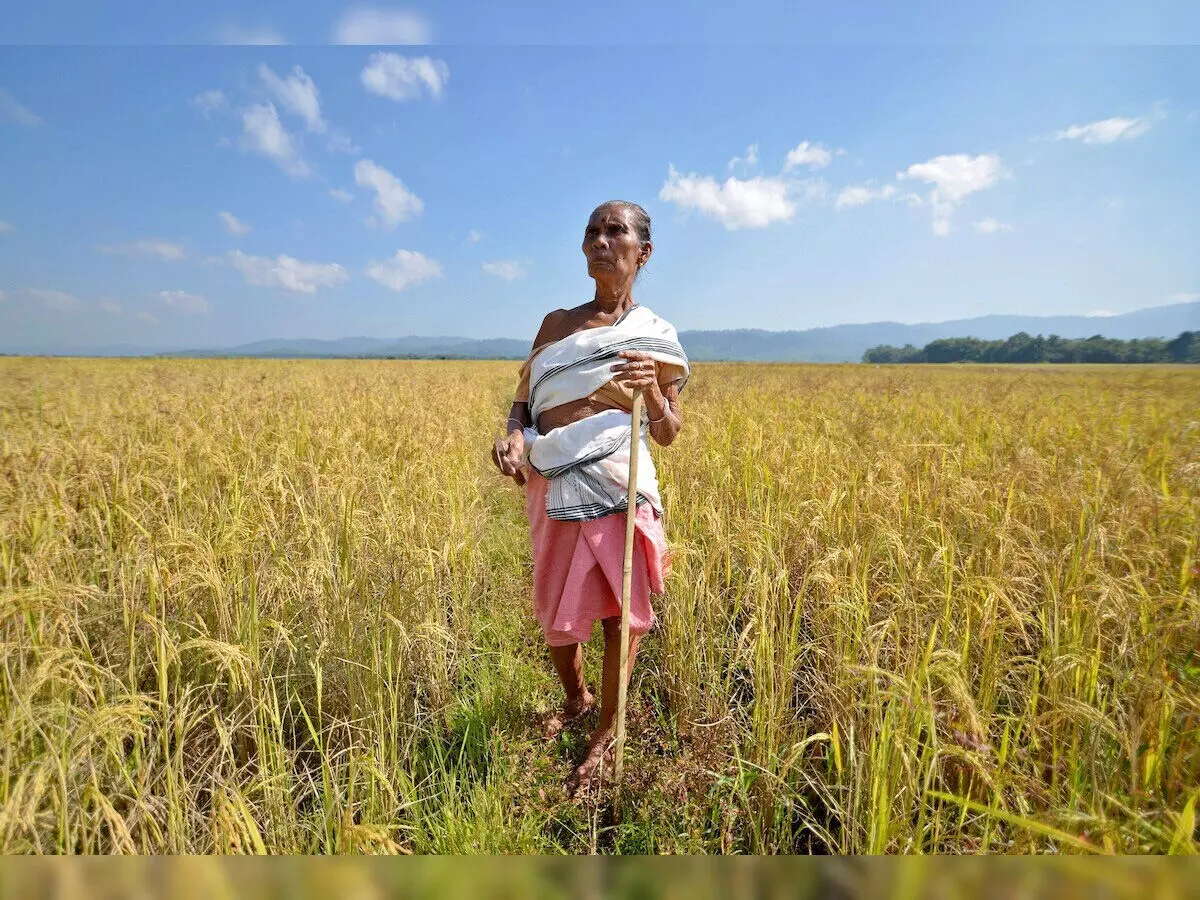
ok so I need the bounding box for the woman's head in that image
[582,201,652,286]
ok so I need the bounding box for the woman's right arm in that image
[492,310,565,482]
[502,400,531,446]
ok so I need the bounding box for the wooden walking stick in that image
[613,388,643,790]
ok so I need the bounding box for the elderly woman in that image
[491,200,690,795]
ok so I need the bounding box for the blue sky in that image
[1,4,1199,350]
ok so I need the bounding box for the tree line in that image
[862,331,1200,364]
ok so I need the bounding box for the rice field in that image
[0,357,1196,855]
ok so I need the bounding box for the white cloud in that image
[219,211,251,236]
[0,221,12,233]
[1086,309,1116,318]
[361,53,449,101]
[159,290,211,316]
[784,141,834,171]
[100,300,122,315]
[329,188,354,203]
[1170,292,1200,303]
[365,250,443,292]
[1054,115,1156,145]
[354,159,423,226]
[28,289,81,312]
[659,165,795,230]
[0,89,42,127]
[899,153,1005,235]
[482,260,527,280]
[239,103,310,178]
[835,183,896,209]
[217,23,287,45]
[972,217,1013,234]
[190,90,228,117]
[98,240,187,261]
[135,311,159,324]
[466,229,484,243]
[248,64,354,153]
[258,64,325,134]
[727,143,759,171]
[228,250,349,294]
[900,154,1004,204]
[334,8,432,44]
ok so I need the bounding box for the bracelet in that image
[506,417,525,431]
[647,398,670,424]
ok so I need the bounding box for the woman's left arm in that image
[646,379,682,446]
[613,350,683,447]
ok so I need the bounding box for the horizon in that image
[3,298,1195,358]
[2,5,1199,353]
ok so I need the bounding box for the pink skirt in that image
[524,468,670,646]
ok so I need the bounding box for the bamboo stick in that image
[613,388,643,789]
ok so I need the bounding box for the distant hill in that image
[4,301,1196,363]
[676,301,1200,362]
[185,336,400,357]
[170,335,529,359]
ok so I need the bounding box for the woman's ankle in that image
[565,688,594,710]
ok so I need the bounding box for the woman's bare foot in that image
[539,690,595,740]
[565,724,615,798]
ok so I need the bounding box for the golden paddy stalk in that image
[0,358,1196,854]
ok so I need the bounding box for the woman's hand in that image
[492,432,526,485]
[611,350,662,398]
[613,350,682,446]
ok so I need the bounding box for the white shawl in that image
[523,305,690,522]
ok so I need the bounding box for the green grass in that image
[0,358,1196,854]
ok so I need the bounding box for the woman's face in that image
[582,206,649,285]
